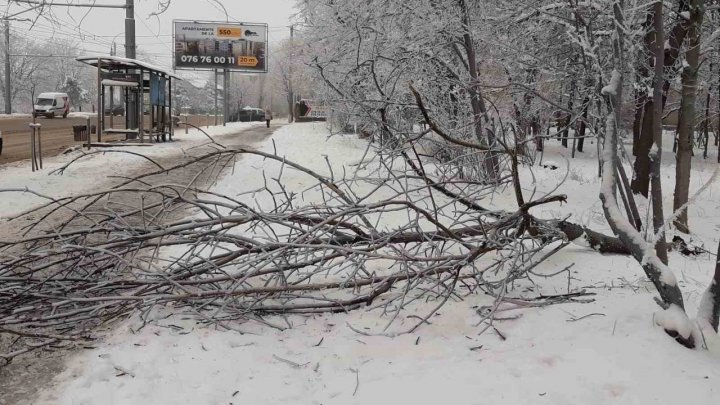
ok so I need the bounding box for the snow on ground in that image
[0,113,32,120]
[30,124,720,404]
[0,122,262,220]
[66,112,98,119]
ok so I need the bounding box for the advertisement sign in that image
[101,72,141,84]
[296,100,328,122]
[150,74,167,106]
[173,20,268,72]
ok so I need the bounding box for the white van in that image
[33,92,71,118]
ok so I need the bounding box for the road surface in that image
[0,116,95,165]
[0,115,223,166]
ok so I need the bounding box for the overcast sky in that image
[2,0,297,75]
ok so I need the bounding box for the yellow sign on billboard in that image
[237,56,258,67]
[217,27,242,38]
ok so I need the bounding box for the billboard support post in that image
[214,69,218,126]
[96,57,102,145]
[223,69,229,126]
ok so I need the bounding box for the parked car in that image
[104,105,125,116]
[235,107,265,122]
[33,92,70,118]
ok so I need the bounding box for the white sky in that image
[2,0,297,75]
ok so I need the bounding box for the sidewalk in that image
[0,122,265,221]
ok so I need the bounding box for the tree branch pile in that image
[0,147,569,365]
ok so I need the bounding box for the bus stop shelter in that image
[77,56,181,143]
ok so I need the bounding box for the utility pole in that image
[125,0,137,131]
[288,24,294,123]
[11,0,136,123]
[4,19,10,114]
[125,0,136,59]
[109,43,115,128]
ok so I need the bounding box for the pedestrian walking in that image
[264,107,273,128]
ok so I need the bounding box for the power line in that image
[11,1,128,10]
[11,17,118,47]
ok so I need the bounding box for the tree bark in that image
[632,11,654,157]
[577,97,589,152]
[703,240,720,331]
[459,0,498,182]
[703,81,710,160]
[650,1,669,265]
[556,221,630,254]
[632,101,654,197]
[561,77,576,149]
[632,0,692,197]
[600,1,693,348]
[673,0,704,234]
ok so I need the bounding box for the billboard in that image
[173,20,268,72]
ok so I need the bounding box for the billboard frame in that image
[172,19,269,73]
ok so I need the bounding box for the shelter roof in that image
[76,55,182,80]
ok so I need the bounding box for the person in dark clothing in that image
[264,107,273,128]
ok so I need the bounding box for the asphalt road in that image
[0,115,220,166]
[0,116,107,166]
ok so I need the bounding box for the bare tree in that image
[631,1,692,197]
[673,0,705,233]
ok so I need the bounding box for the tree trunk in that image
[617,162,642,230]
[561,78,576,149]
[632,1,692,196]
[632,90,646,157]
[631,11,654,157]
[533,115,543,151]
[632,101,654,196]
[673,0,704,235]
[459,0,497,182]
[699,240,720,331]
[557,221,630,254]
[703,81,710,159]
[577,97,589,152]
[600,1,693,348]
[650,1,669,265]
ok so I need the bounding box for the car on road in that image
[33,92,71,119]
[234,107,265,122]
[104,105,125,116]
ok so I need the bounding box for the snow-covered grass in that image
[0,121,263,220]
[33,123,720,405]
[531,130,720,246]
